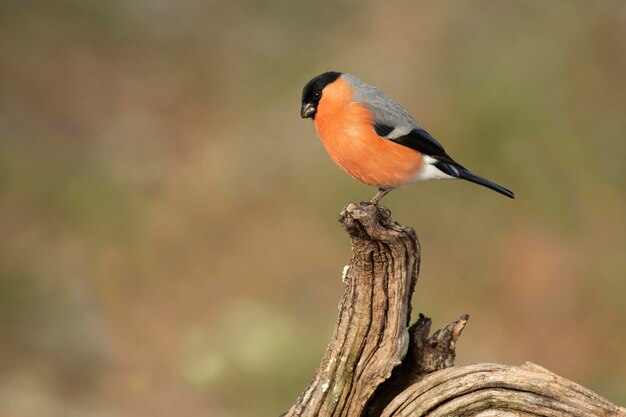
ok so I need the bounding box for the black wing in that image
[374,123,462,167]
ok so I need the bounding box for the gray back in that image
[342,73,420,138]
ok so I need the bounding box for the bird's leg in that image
[370,188,392,205]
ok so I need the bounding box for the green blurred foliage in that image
[0,0,624,415]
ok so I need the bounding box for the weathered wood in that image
[381,362,624,417]
[364,314,469,417]
[286,202,420,417]
[285,202,625,417]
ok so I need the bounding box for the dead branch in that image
[284,202,625,417]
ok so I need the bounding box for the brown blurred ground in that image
[0,1,624,416]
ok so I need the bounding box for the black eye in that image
[313,91,322,100]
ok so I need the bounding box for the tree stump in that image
[284,202,625,417]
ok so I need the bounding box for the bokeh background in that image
[1,1,625,416]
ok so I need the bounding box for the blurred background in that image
[1,0,624,416]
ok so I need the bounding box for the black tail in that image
[458,169,515,199]
[435,161,515,199]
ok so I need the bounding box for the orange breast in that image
[313,77,423,188]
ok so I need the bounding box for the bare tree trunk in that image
[285,202,625,417]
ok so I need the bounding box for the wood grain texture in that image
[285,202,420,417]
[381,362,624,417]
[284,202,625,417]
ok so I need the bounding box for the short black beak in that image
[301,102,316,119]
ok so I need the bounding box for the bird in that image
[300,71,514,204]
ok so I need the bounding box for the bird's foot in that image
[369,188,392,205]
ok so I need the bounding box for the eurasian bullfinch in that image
[301,71,515,204]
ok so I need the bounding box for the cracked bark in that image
[284,202,625,417]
